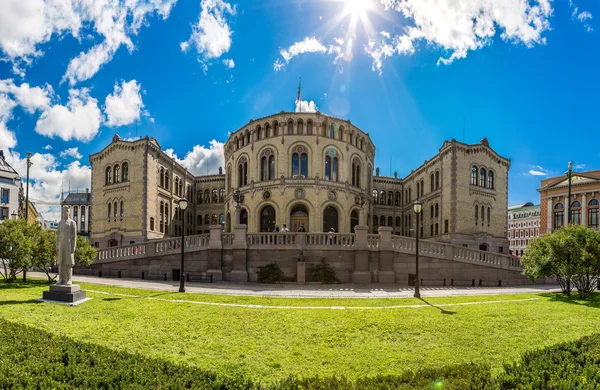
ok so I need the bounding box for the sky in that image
[1,0,599,221]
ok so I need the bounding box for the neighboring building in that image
[507,202,540,256]
[90,112,510,252]
[24,201,39,225]
[62,190,92,238]
[0,150,22,222]
[539,170,600,234]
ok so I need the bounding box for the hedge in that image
[1,317,600,389]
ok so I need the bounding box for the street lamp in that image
[413,200,423,298]
[354,190,366,225]
[566,161,573,224]
[179,198,188,293]
[25,152,33,221]
[11,211,17,220]
[233,189,245,224]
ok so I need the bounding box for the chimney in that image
[376,167,380,176]
[394,172,398,179]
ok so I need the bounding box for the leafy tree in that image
[521,224,600,298]
[0,219,33,281]
[74,236,97,267]
[30,227,57,283]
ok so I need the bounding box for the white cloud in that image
[35,88,103,142]
[43,144,53,150]
[0,122,17,151]
[571,2,593,33]
[164,140,225,176]
[104,79,145,127]
[296,100,318,113]
[0,79,53,113]
[60,147,82,159]
[181,0,236,70]
[0,0,178,83]
[528,170,548,176]
[274,36,351,71]
[222,58,235,68]
[367,0,553,73]
[526,165,550,176]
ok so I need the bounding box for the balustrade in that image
[97,243,146,262]
[367,234,380,249]
[305,233,355,247]
[247,233,296,246]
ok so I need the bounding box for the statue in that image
[57,206,77,285]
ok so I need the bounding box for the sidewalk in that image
[28,272,561,298]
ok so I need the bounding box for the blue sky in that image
[0,0,598,220]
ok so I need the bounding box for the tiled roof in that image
[63,192,91,205]
[0,155,18,175]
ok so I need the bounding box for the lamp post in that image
[11,211,17,220]
[566,161,573,224]
[354,190,366,225]
[413,200,423,298]
[233,189,245,225]
[179,198,188,293]
[25,152,33,221]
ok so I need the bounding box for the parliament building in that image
[90,112,510,253]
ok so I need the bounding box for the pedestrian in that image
[281,224,290,232]
[298,224,306,232]
[273,225,280,232]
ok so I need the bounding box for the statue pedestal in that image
[42,284,87,304]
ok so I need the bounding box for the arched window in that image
[475,205,478,224]
[260,205,276,232]
[487,171,494,189]
[122,163,129,181]
[256,126,262,140]
[372,190,379,204]
[236,137,240,150]
[395,192,400,206]
[373,215,379,227]
[570,201,582,225]
[408,187,411,202]
[120,201,124,218]
[379,190,385,205]
[323,206,339,232]
[288,120,294,135]
[350,210,359,232]
[150,217,154,231]
[107,203,111,219]
[274,122,279,136]
[416,181,420,198]
[430,173,434,192]
[395,216,401,227]
[352,158,361,187]
[246,131,250,145]
[212,189,218,203]
[324,155,339,181]
[588,199,599,228]
[219,189,225,203]
[205,214,210,225]
[159,168,164,188]
[430,205,434,219]
[105,167,112,185]
[471,166,478,185]
[387,191,393,206]
[211,214,218,224]
[197,215,202,226]
[164,204,169,234]
[113,165,121,183]
[307,120,313,135]
[487,207,491,225]
[291,147,308,177]
[240,209,248,225]
[435,203,439,218]
[165,171,169,190]
[220,213,225,225]
[174,177,179,195]
[265,123,271,138]
[226,213,231,232]
[297,120,304,135]
[481,206,485,224]
[435,171,439,189]
[479,168,486,187]
[113,202,117,218]
[159,202,164,232]
[380,215,385,226]
[204,189,210,203]
[227,166,232,190]
[179,178,183,197]
[238,157,248,186]
[387,216,393,227]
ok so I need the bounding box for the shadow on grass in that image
[0,299,43,306]
[418,298,456,315]
[102,298,121,302]
[0,279,51,290]
[540,292,600,308]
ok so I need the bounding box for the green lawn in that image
[1,279,599,383]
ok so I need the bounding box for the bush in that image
[257,263,285,283]
[308,259,340,284]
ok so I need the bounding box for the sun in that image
[343,0,373,17]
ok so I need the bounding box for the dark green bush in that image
[308,259,340,284]
[257,263,285,283]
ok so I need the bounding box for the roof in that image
[63,192,91,205]
[508,202,535,210]
[0,151,18,175]
[539,170,600,191]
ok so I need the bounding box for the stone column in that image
[547,198,552,233]
[230,223,248,282]
[352,225,370,283]
[582,194,587,226]
[207,225,223,281]
[377,226,395,283]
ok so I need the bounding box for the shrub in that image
[308,259,340,284]
[257,263,285,283]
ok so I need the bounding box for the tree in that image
[30,227,57,283]
[74,236,97,267]
[521,225,600,298]
[0,219,33,281]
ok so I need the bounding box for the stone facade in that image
[90,113,510,253]
[538,170,600,234]
[62,190,92,238]
[507,203,540,256]
[0,150,22,223]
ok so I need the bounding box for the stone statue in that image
[57,206,77,285]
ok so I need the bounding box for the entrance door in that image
[260,206,276,232]
[290,205,309,232]
[108,239,118,247]
[350,210,359,232]
[323,206,339,232]
[479,244,488,251]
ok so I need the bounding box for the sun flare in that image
[344,0,373,17]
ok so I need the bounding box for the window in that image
[164,205,169,234]
[430,224,434,236]
[481,206,485,225]
[471,166,477,185]
[324,155,339,181]
[570,201,581,225]
[107,203,111,219]
[387,216,393,227]
[388,192,393,206]
[435,203,439,218]
[395,192,401,206]
[113,202,117,218]
[297,120,303,134]
[265,124,271,138]
[352,158,361,187]
[227,166,232,190]
[160,202,164,232]
[120,162,128,181]
[212,189,218,203]
[430,173,434,192]
[219,189,225,203]
[159,168,165,187]
[1,188,8,204]
[372,190,379,204]
[475,205,478,224]
[373,215,379,227]
[114,165,120,182]
[238,158,248,186]
[554,203,564,229]
[396,216,401,227]
[435,223,439,235]
[0,207,8,221]
[380,215,385,226]
[430,205,434,219]
[120,201,124,218]
[479,168,486,187]
[288,120,294,135]
[379,191,385,205]
[416,181,420,198]
[487,171,494,189]
[150,218,154,231]
[105,167,112,185]
[307,120,313,135]
[588,199,599,228]
[274,122,279,136]
[487,207,491,225]
[435,171,440,189]
[291,147,308,177]
[165,171,169,190]
[444,219,448,233]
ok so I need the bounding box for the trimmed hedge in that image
[2,317,600,389]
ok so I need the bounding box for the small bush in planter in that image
[308,259,340,284]
[257,263,285,283]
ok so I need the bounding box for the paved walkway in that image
[28,272,560,298]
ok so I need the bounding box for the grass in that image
[1,278,600,383]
